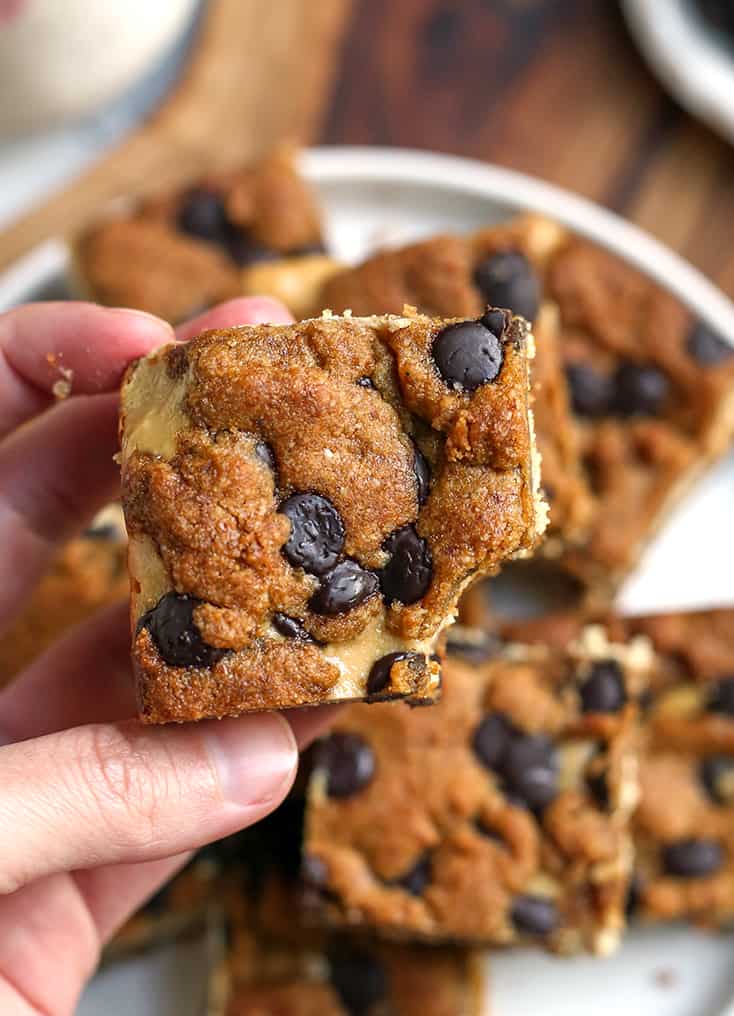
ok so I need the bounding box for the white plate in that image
[621,0,734,145]
[1,147,733,1015]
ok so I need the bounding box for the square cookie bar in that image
[223,869,485,1016]
[120,309,545,722]
[622,609,734,927]
[0,505,128,685]
[74,148,341,322]
[319,216,592,554]
[304,628,649,954]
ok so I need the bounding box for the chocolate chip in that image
[394,854,432,896]
[686,322,734,366]
[139,592,227,669]
[586,767,611,810]
[565,363,614,417]
[699,755,734,805]
[272,612,315,642]
[579,659,627,714]
[481,306,510,337]
[432,320,504,391]
[662,838,724,878]
[309,560,379,615]
[328,946,388,1016]
[356,376,376,389]
[510,894,559,936]
[413,442,431,506]
[447,630,501,664]
[501,733,560,811]
[367,651,419,698]
[474,251,541,322]
[316,732,375,798]
[613,363,670,416]
[472,712,515,770]
[476,819,506,845]
[255,440,276,471]
[706,677,734,715]
[379,525,433,605]
[281,492,345,576]
[177,188,230,242]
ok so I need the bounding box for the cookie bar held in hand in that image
[120,309,545,722]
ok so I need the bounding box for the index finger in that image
[0,302,173,439]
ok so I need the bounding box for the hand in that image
[0,298,335,1015]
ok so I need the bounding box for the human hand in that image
[0,297,335,1015]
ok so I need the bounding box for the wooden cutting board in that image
[0,0,352,272]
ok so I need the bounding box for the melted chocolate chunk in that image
[379,525,433,605]
[139,592,227,669]
[413,442,431,506]
[565,363,614,417]
[394,854,432,896]
[686,322,734,366]
[579,659,627,714]
[367,651,419,698]
[501,733,560,811]
[356,376,376,389]
[510,894,559,936]
[309,559,379,615]
[474,251,541,323]
[662,838,725,878]
[432,319,504,391]
[281,492,345,576]
[272,612,315,642]
[699,755,734,805]
[328,946,388,1016]
[316,732,375,798]
[472,712,516,771]
[706,677,734,715]
[254,440,276,472]
[613,363,670,416]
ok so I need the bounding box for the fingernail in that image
[110,307,175,336]
[202,713,297,808]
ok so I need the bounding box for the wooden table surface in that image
[321,0,734,299]
[1,0,733,301]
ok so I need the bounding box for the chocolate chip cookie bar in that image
[0,505,128,685]
[319,216,592,554]
[320,217,734,601]
[548,242,734,599]
[120,309,545,722]
[304,627,648,954]
[74,148,341,323]
[621,609,734,927]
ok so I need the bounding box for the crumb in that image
[52,365,73,400]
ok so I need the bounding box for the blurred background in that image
[1,0,733,296]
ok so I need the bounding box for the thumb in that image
[0,714,297,895]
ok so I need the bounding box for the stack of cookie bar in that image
[6,148,734,1012]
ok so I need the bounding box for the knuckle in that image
[73,725,173,851]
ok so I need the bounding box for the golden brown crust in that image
[121,312,541,722]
